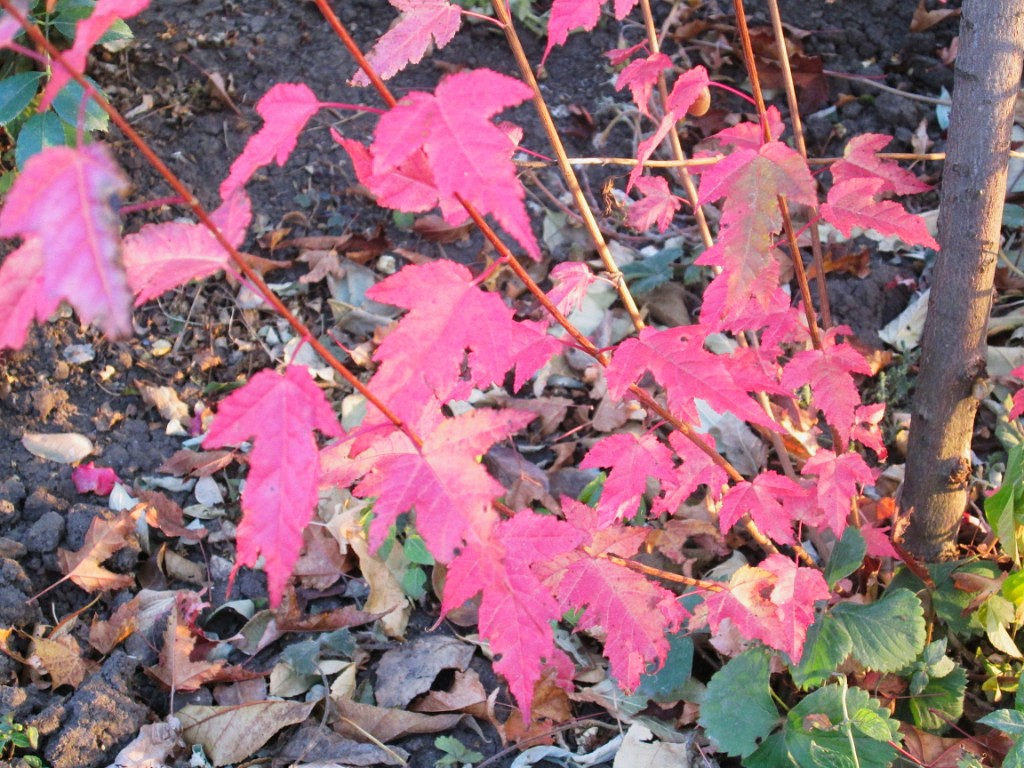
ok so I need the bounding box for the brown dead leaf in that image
[238,251,293,277]
[273,588,384,633]
[910,0,960,32]
[137,491,207,541]
[148,607,226,692]
[411,668,489,717]
[137,381,190,424]
[292,524,349,591]
[483,445,559,512]
[501,668,573,746]
[331,698,463,744]
[900,723,999,767]
[375,636,475,709]
[412,214,473,244]
[298,249,346,284]
[178,700,316,767]
[109,718,185,768]
[158,449,236,477]
[57,507,140,593]
[278,721,408,766]
[89,596,140,654]
[30,634,93,689]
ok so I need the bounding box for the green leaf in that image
[619,247,683,294]
[832,588,926,672]
[0,71,43,125]
[51,77,110,133]
[699,648,779,758]
[986,443,1024,563]
[980,708,1024,735]
[785,684,899,768]
[404,534,435,566]
[635,631,693,703]
[1005,740,1024,768]
[401,565,427,600]
[905,665,966,733]
[15,110,69,168]
[824,526,866,590]
[744,732,796,768]
[790,613,852,690]
[1004,569,1024,605]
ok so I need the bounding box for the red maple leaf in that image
[203,366,342,605]
[821,177,939,249]
[615,52,671,116]
[351,0,461,86]
[365,261,560,427]
[628,66,709,190]
[851,402,888,460]
[781,327,873,446]
[536,499,688,690]
[545,0,639,61]
[334,132,438,213]
[705,106,785,151]
[718,471,811,547]
[442,512,579,717]
[830,133,931,196]
[369,69,538,257]
[219,83,323,198]
[546,262,599,315]
[123,191,251,305]
[605,326,781,431]
[704,554,829,661]
[800,449,876,538]
[580,432,676,524]
[40,0,149,109]
[351,409,536,561]
[0,144,132,344]
[626,175,682,233]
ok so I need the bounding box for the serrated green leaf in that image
[906,665,966,733]
[15,110,68,168]
[620,247,682,294]
[980,708,1024,735]
[699,648,779,758]
[635,631,692,703]
[1005,740,1024,768]
[851,707,896,741]
[51,77,109,133]
[825,526,866,589]
[810,741,856,768]
[744,732,796,767]
[832,588,926,672]
[790,613,852,690]
[1004,569,1024,605]
[987,444,1024,564]
[0,71,43,125]
[785,685,899,768]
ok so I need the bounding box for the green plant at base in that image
[0,712,43,767]
[434,735,484,767]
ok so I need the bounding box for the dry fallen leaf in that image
[331,698,462,744]
[21,431,94,463]
[57,507,140,593]
[374,636,475,709]
[147,607,225,692]
[910,0,960,32]
[108,717,185,768]
[177,700,316,767]
[30,633,93,689]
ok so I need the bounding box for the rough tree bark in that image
[900,0,1024,560]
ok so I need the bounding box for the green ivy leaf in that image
[699,648,779,758]
[790,614,852,690]
[785,684,899,768]
[824,526,866,590]
[832,588,926,672]
[619,247,683,294]
[635,631,693,703]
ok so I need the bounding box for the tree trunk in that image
[900,0,1024,560]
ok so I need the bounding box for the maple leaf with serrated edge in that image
[148,606,225,692]
[370,69,538,257]
[203,366,341,606]
[800,449,876,538]
[351,409,536,561]
[580,432,677,524]
[351,0,461,86]
[628,66,709,190]
[442,513,579,718]
[536,498,689,690]
[851,402,887,460]
[39,0,149,109]
[58,507,140,592]
[545,0,639,61]
[781,326,872,446]
[718,471,810,546]
[615,52,671,116]
[219,83,322,199]
[627,175,682,233]
[334,131,438,213]
[0,144,132,345]
[123,190,252,305]
[653,431,729,515]
[605,326,781,431]
[821,177,939,249]
[831,133,931,195]
[364,261,560,429]
[546,262,598,315]
[1011,366,1024,419]
[704,554,829,662]
[705,106,785,151]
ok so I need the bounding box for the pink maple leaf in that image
[851,403,888,460]
[219,83,322,199]
[352,409,536,561]
[800,449,876,538]
[442,512,578,717]
[123,191,252,305]
[536,499,688,690]
[626,175,682,233]
[334,132,438,213]
[705,553,829,661]
[72,462,121,495]
[653,431,730,515]
[615,52,671,116]
[0,0,29,49]
[351,0,461,86]
[1011,365,1024,420]
[545,0,640,62]
[706,106,785,151]
[203,366,342,605]
[370,69,538,257]
[365,261,560,427]
[718,471,811,547]
[628,66,709,190]
[0,144,132,344]
[580,432,677,524]
[546,262,598,315]
[40,0,149,110]
[605,326,781,431]
[821,177,939,249]
[831,134,931,196]
[781,327,873,446]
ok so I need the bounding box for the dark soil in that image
[0,1,961,766]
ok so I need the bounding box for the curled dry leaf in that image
[22,431,94,463]
[57,507,141,593]
[177,699,316,767]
